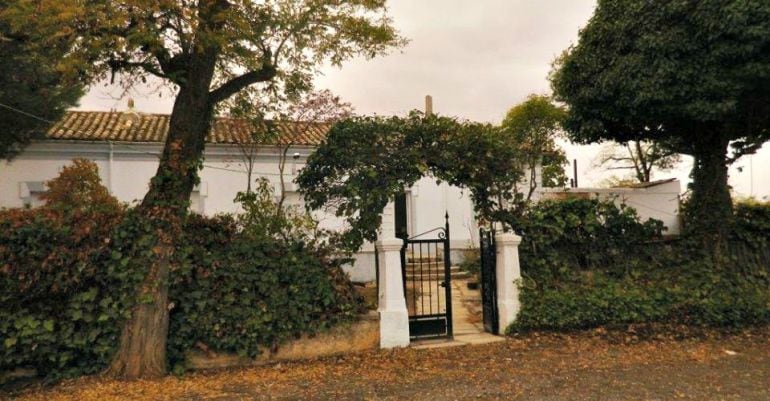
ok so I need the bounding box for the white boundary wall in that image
[538,179,682,235]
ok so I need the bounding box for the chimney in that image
[425,95,433,116]
[120,98,140,128]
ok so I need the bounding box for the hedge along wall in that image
[168,214,363,369]
[0,207,127,379]
[0,160,363,380]
[508,199,770,333]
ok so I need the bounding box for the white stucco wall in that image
[539,180,682,235]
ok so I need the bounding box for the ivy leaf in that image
[4,337,17,348]
[43,320,55,332]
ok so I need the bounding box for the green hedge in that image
[510,271,770,332]
[515,199,666,281]
[0,208,362,380]
[0,163,362,380]
[732,201,770,250]
[0,207,127,379]
[508,199,770,334]
[168,214,361,367]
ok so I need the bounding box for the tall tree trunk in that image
[686,132,733,249]
[106,50,217,379]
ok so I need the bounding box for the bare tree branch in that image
[209,64,277,104]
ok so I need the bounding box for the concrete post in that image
[495,232,523,332]
[377,202,410,348]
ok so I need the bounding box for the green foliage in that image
[551,0,770,150]
[501,94,568,191]
[507,199,770,333]
[509,269,770,332]
[551,0,770,243]
[234,178,325,244]
[732,200,770,250]
[0,2,83,159]
[168,213,362,367]
[1,0,405,107]
[0,170,127,379]
[0,162,362,380]
[510,199,665,282]
[297,112,524,251]
[458,249,481,278]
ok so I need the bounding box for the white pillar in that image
[377,202,410,348]
[495,232,523,332]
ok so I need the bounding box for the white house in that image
[0,107,481,282]
[1,102,683,282]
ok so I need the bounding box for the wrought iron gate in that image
[400,214,453,340]
[479,228,498,334]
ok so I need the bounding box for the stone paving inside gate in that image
[411,277,504,349]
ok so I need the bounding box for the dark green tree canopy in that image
[297,112,523,251]
[0,1,83,160]
[551,0,770,245]
[552,0,770,158]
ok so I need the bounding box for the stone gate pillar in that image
[377,201,410,348]
[495,232,523,332]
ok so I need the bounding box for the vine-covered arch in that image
[296,111,524,251]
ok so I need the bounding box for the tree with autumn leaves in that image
[1,0,404,379]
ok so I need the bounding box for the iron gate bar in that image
[443,212,453,338]
[479,228,499,334]
[400,212,453,340]
[433,240,439,316]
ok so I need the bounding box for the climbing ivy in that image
[297,112,525,251]
[0,161,363,380]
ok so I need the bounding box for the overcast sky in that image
[78,0,769,199]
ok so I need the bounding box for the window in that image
[277,182,304,208]
[189,183,207,214]
[19,182,46,208]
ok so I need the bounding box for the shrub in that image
[515,198,666,282]
[235,179,324,244]
[0,161,126,379]
[507,199,770,334]
[167,213,362,368]
[510,269,770,333]
[38,159,121,213]
[732,200,770,250]
[0,160,363,380]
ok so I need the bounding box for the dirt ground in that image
[3,330,769,401]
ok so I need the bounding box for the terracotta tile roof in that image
[46,111,330,146]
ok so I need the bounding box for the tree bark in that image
[686,131,733,248]
[106,49,218,379]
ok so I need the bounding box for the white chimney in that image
[425,95,433,116]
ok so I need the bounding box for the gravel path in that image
[4,330,769,401]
